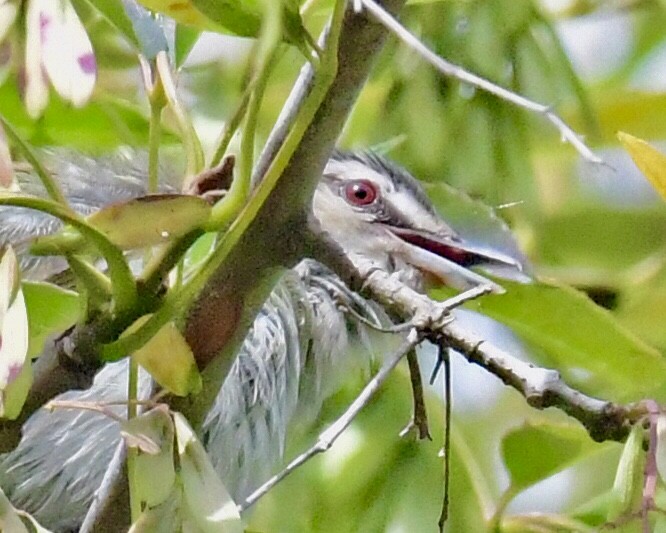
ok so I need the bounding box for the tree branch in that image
[174,0,407,427]
[309,233,638,443]
[0,0,408,452]
[240,329,421,511]
[360,0,603,165]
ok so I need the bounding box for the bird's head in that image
[313,151,528,293]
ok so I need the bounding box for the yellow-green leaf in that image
[121,406,176,508]
[618,131,666,202]
[0,485,30,533]
[138,0,253,34]
[174,412,243,533]
[128,316,201,396]
[501,421,596,493]
[435,278,666,403]
[32,194,211,254]
[87,194,210,249]
[608,424,644,520]
[23,281,80,357]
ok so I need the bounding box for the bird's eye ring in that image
[343,180,378,206]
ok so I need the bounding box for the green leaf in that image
[616,262,666,350]
[533,207,666,284]
[174,25,201,68]
[32,194,211,253]
[129,486,183,533]
[128,316,201,396]
[608,424,644,521]
[438,278,666,402]
[657,415,666,485]
[618,131,666,202]
[0,82,158,150]
[121,406,176,507]
[0,485,30,533]
[139,0,313,54]
[23,281,81,358]
[502,513,598,533]
[73,0,140,48]
[137,0,242,33]
[174,412,243,533]
[501,421,596,493]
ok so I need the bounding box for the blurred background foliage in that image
[1,0,666,531]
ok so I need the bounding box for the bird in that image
[0,148,527,532]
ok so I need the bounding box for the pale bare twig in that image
[438,341,452,533]
[400,349,431,440]
[240,284,493,511]
[339,283,493,333]
[360,0,603,165]
[240,329,421,512]
[319,257,637,443]
[44,400,126,424]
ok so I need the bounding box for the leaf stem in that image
[0,117,72,210]
[360,0,602,165]
[147,100,163,195]
[102,0,348,361]
[0,194,137,313]
[207,3,282,229]
[154,52,204,182]
[126,357,141,523]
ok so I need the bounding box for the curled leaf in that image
[23,281,80,358]
[128,316,201,397]
[87,194,211,249]
[608,424,644,520]
[0,485,30,533]
[121,406,176,507]
[174,412,243,533]
[32,194,211,255]
[656,414,666,484]
[618,131,666,202]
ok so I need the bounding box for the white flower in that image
[24,0,97,118]
[0,0,17,44]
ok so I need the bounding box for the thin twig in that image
[438,342,452,532]
[360,0,603,165]
[340,284,492,333]
[338,302,412,333]
[240,284,492,511]
[330,264,637,443]
[44,399,126,424]
[400,349,431,440]
[240,328,420,512]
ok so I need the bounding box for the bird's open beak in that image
[385,226,528,294]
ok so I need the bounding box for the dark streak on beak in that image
[387,227,523,271]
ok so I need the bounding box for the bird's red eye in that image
[343,180,378,206]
